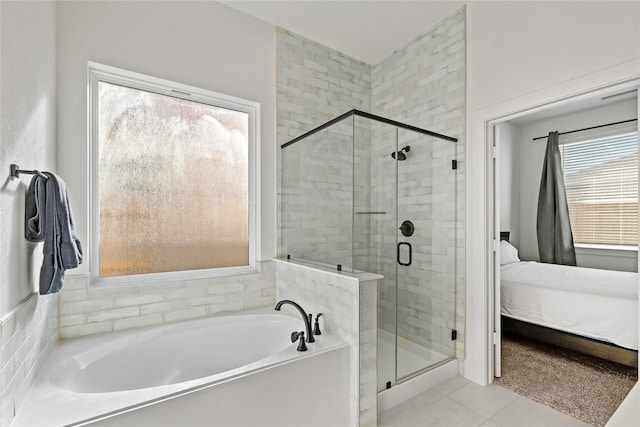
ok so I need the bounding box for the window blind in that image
[560,132,638,246]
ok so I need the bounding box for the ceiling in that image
[221,1,637,122]
[219,1,465,64]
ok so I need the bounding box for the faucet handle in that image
[314,313,323,335]
[307,313,315,343]
[291,331,307,352]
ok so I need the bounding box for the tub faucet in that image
[274,300,315,343]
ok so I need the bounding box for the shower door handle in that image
[397,242,412,266]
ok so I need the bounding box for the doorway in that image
[486,82,639,425]
[487,80,640,378]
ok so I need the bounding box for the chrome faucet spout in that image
[274,300,315,343]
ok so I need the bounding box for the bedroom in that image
[495,88,639,425]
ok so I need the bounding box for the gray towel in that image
[25,172,83,294]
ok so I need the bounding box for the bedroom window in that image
[560,131,638,247]
[88,63,259,285]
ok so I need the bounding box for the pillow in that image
[500,240,521,265]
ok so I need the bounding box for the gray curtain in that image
[536,131,577,266]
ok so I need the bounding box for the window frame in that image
[88,62,260,286]
[559,126,638,250]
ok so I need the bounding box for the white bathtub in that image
[14,310,350,427]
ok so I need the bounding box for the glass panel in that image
[281,117,354,271]
[358,120,398,392]
[353,116,373,273]
[395,130,457,382]
[98,81,249,277]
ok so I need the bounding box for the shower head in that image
[390,145,411,161]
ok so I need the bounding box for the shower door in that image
[394,129,457,383]
[374,127,457,391]
[351,114,457,392]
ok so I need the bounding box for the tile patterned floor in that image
[378,376,593,427]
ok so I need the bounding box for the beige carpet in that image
[495,334,637,427]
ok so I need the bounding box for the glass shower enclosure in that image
[280,109,458,391]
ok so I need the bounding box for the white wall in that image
[56,0,277,269]
[465,0,640,384]
[0,0,57,316]
[498,122,520,248]
[0,3,59,425]
[515,98,638,271]
[467,2,639,112]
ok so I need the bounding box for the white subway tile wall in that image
[275,260,378,427]
[58,261,275,339]
[0,294,57,426]
[358,276,378,426]
[277,27,373,271]
[276,27,372,145]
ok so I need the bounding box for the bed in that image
[500,236,638,367]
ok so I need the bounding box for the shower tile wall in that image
[371,9,466,359]
[276,27,372,143]
[277,6,465,361]
[276,28,372,270]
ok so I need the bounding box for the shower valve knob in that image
[399,220,415,237]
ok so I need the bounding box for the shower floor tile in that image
[377,328,451,390]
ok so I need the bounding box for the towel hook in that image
[10,164,48,180]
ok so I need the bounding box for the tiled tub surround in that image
[275,259,380,427]
[14,310,349,427]
[0,293,57,427]
[58,260,275,339]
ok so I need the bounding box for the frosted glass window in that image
[97,81,250,277]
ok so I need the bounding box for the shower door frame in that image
[391,126,460,389]
[282,109,457,149]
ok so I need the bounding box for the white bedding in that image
[501,261,639,350]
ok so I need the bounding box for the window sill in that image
[574,244,638,259]
[575,243,637,252]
